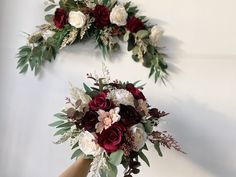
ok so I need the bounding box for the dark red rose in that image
[89,92,114,111]
[93,5,110,29]
[126,83,146,100]
[53,8,68,29]
[119,104,142,127]
[126,16,145,33]
[97,122,126,153]
[81,111,99,132]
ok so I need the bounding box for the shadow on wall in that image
[166,97,236,177]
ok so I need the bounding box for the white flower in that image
[130,124,147,151]
[69,11,86,28]
[42,30,55,40]
[149,25,164,47]
[110,5,128,26]
[69,84,91,109]
[78,131,101,156]
[96,107,120,133]
[107,89,134,106]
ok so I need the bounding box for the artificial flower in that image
[130,124,147,151]
[81,111,99,132]
[126,83,146,100]
[42,30,55,40]
[89,92,114,111]
[68,11,87,28]
[97,122,126,153]
[107,89,134,106]
[93,5,110,29]
[110,5,128,26]
[78,131,101,156]
[126,16,145,33]
[119,104,142,127]
[53,8,68,29]
[96,107,120,133]
[150,25,164,47]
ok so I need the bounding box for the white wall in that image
[0,0,236,177]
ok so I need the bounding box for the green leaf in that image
[56,122,74,128]
[48,120,64,127]
[143,144,148,151]
[71,149,82,159]
[143,120,153,134]
[19,64,28,74]
[83,83,92,93]
[132,46,139,55]
[44,4,57,12]
[154,141,163,157]
[109,150,124,166]
[107,162,118,177]
[103,0,109,5]
[149,66,155,78]
[54,113,67,120]
[99,168,107,177]
[128,34,135,51]
[133,80,141,86]
[136,30,150,39]
[154,68,160,83]
[48,0,55,3]
[71,142,79,149]
[45,14,53,23]
[124,1,131,9]
[138,151,150,167]
[54,128,70,136]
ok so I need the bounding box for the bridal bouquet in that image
[50,69,182,177]
[17,0,167,83]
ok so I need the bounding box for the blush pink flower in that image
[96,107,120,133]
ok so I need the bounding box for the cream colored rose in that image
[69,11,86,28]
[78,131,101,156]
[110,5,128,26]
[130,124,147,151]
[150,25,164,47]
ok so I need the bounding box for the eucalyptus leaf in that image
[138,151,150,167]
[107,162,118,177]
[54,128,70,136]
[143,120,153,134]
[54,113,67,120]
[71,149,82,159]
[56,122,74,128]
[136,30,150,39]
[49,120,64,127]
[44,4,57,12]
[109,150,124,166]
[154,141,163,157]
[45,14,53,23]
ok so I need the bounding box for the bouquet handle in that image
[59,157,92,177]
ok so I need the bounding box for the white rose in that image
[78,131,101,156]
[149,25,164,47]
[130,124,147,151]
[110,5,128,26]
[107,89,134,106]
[42,30,55,40]
[69,11,86,28]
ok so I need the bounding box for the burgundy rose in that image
[126,16,145,33]
[126,83,146,100]
[119,104,142,127]
[81,111,99,132]
[89,92,113,111]
[93,5,110,29]
[53,8,68,29]
[97,122,126,153]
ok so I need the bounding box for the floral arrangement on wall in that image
[17,0,168,83]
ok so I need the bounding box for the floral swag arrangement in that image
[17,0,168,82]
[50,68,183,177]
